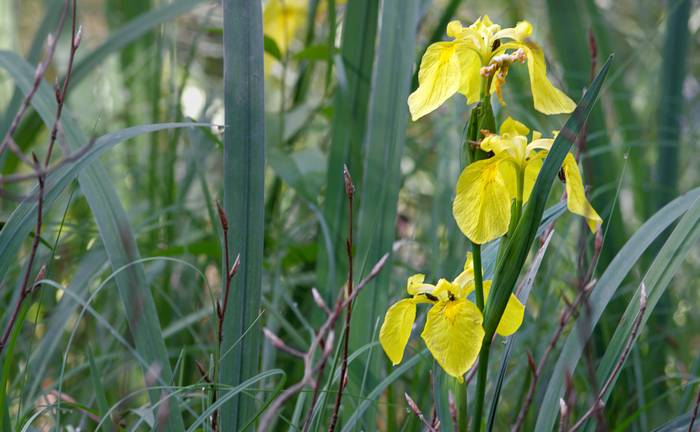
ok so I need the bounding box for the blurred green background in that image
[1,0,699,430]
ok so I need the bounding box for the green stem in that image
[473,341,491,432]
[450,375,468,431]
[472,242,484,311]
[470,74,495,432]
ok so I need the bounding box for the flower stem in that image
[472,242,485,311]
[472,340,491,432]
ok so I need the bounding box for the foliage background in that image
[0,0,699,430]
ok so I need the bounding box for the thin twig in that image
[405,392,437,432]
[568,283,648,432]
[511,279,597,432]
[328,165,355,432]
[258,253,390,432]
[0,0,70,159]
[211,201,240,432]
[0,0,77,357]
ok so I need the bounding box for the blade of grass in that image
[0,299,31,432]
[0,0,64,173]
[484,55,613,339]
[340,350,428,432]
[4,0,207,174]
[349,0,419,421]
[545,0,625,266]
[653,0,690,210]
[579,196,700,431]
[486,231,554,432]
[645,0,692,408]
[219,0,265,430]
[317,0,379,300]
[0,50,186,431]
[534,185,700,431]
[87,348,116,432]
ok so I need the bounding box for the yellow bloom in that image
[407,16,575,121]
[453,117,603,244]
[263,0,307,56]
[379,254,524,380]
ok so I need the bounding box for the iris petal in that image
[408,42,462,120]
[421,300,484,380]
[453,157,512,244]
[562,153,603,232]
[379,299,417,365]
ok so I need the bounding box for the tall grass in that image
[0,1,699,431]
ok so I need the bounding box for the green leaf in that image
[87,348,116,432]
[264,35,283,61]
[582,195,700,431]
[268,147,326,203]
[484,55,614,339]
[546,0,626,265]
[293,43,335,62]
[348,0,419,422]
[219,1,265,430]
[534,186,700,431]
[653,0,690,210]
[317,0,379,299]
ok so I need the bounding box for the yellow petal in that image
[526,138,554,155]
[379,299,417,365]
[524,42,576,114]
[493,20,533,42]
[453,157,512,244]
[482,281,525,336]
[496,41,575,115]
[421,300,484,380]
[523,152,545,203]
[456,46,483,104]
[562,153,603,232]
[408,42,462,120]
[500,117,530,136]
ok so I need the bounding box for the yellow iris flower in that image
[379,254,524,380]
[452,117,603,244]
[263,0,307,62]
[407,15,576,121]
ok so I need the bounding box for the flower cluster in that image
[380,254,524,380]
[407,15,576,120]
[380,15,602,380]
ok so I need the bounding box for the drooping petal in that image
[523,152,545,203]
[421,300,484,380]
[456,46,484,104]
[379,299,417,365]
[453,157,513,244]
[408,42,462,120]
[481,281,525,336]
[562,153,603,232]
[523,42,576,114]
[498,41,575,115]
